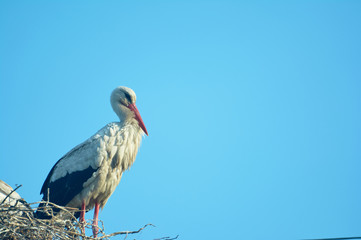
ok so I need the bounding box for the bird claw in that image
[92,225,99,238]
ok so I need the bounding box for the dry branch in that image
[0,197,153,240]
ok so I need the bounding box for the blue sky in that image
[1,1,360,239]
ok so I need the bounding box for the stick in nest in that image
[1,198,153,240]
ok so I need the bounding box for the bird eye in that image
[124,92,132,103]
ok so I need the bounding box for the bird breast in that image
[100,122,143,171]
[67,122,143,210]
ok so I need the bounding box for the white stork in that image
[35,86,148,237]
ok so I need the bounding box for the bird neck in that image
[115,120,144,171]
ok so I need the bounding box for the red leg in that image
[80,202,86,234]
[92,202,100,237]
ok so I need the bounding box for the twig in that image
[0,184,22,205]
[1,201,156,240]
[154,235,179,240]
[1,197,157,240]
[97,223,155,239]
[303,237,361,240]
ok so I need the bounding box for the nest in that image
[0,196,153,240]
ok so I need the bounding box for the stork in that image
[35,86,148,237]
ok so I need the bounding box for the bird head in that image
[110,86,148,136]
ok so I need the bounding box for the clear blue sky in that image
[1,1,360,239]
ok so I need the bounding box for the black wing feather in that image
[36,157,98,219]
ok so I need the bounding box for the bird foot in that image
[92,225,99,238]
[80,222,85,235]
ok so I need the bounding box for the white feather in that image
[49,121,143,210]
[42,86,147,214]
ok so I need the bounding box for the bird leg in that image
[92,202,100,237]
[80,201,86,234]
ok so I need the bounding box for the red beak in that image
[128,103,148,136]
